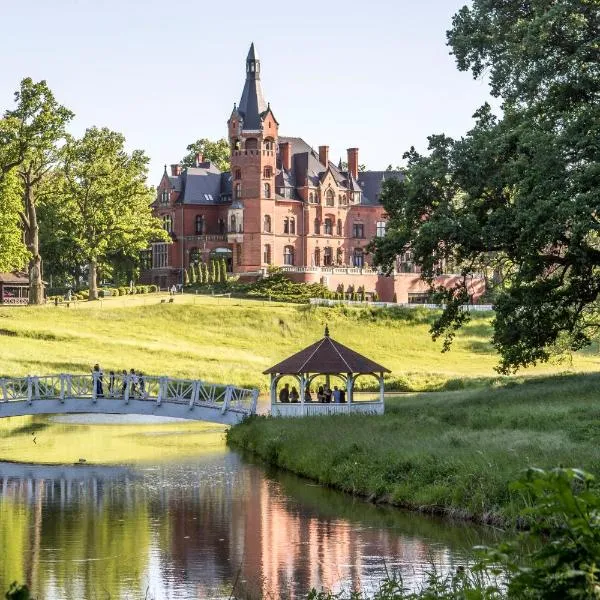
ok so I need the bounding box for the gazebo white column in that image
[346,372,354,404]
[379,372,385,404]
[270,373,277,405]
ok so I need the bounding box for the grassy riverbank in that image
[227,372,600,525]
[1,295,599,391]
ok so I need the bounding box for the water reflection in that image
[0,454,497,599]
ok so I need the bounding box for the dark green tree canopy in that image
[181,138,230,171]
[372,0,600,373]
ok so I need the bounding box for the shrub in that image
[149,284,158,293]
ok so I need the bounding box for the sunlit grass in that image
[1,295,598,391]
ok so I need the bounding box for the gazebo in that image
[264,325,391,417]
[0,272,29,305]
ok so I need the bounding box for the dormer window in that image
[160,190,169,205]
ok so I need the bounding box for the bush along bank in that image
[227,374,600,526]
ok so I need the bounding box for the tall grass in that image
[0,296,598,390]
[227,372,600,525]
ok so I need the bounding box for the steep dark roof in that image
[180,165,223,205]
[264,328,391,375]
[238,43,267,131]
[357,170,404,205]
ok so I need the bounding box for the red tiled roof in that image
[0,272,28,284]
[263,331,390,375]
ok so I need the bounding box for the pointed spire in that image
[238,42,267,130]
[163,164,167,173]
[338,157,343,170]
[247,42,257,61]
[324,324,330,337]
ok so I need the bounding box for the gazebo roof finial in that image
[324,324,330,337]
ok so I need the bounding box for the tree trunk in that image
[88,259,98,301]
[23,180,44,305]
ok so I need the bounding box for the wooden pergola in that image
[0,272,29,305]
[264,325,390,417]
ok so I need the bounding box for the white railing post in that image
[92,372,98,402]
[27,377,33,404]
[221,386,233,414]
[250,389,259,415]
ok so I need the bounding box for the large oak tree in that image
[57,127,168,300]
[372,0,600,373]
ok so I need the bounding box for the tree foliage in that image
[181,138,230,171]
[56,127,168,300]
[0,168,28,272]
[372,0,600,373]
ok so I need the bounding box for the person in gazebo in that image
[289,386,299,403]
[278,383,290,403]
[304,387,313,402]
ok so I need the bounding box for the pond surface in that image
[0,418,498,599]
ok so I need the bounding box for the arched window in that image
[336,247,343,265]
[263,166,272,178]
[314,219,320,235]
[195,215,205,235]
[324,218,333,235]
[324,247,333,266]
[314,247,321,267]
[189,248,200,264]
[353,248,364,267]
[284,246,294,266]
[325,189,335,206]
[264,214,271,233]
[230,215,236,233]
[290,217,296,235]
[235,168,242,180]
[263,244,271,264]
[235,183,241,199]
[245,138,258,150]
[162,215,173,233]
[264,139,274,151]
[337,218,343,236]
[264,183,271,199]
[283,218,290,234]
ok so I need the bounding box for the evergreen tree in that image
[197,262,204,284]
[202,262,209,284]
[184,269,190,285]
[189,263,197,284]
[220,258,228,283]
[211,260,218,283]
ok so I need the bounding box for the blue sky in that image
[0,0,493,184]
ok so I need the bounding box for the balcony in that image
[227,229,244,244]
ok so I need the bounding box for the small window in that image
[290,217,295,235]
[284,218,290,234]
[230,215,237,233]
[218,218,225,234]
[235,183,241,200]
[324,218,333,235]
[235,169,241,180]
[162,215,173,233]
[264,214,271,233]
[323,247,332,266]
[264,139,274,151]
[309,192,314,203]
[325,189,335,206]
[353,248,364,267]
[336,248,343,265]
[314,219,320,235]
[314,247,321,267]
[264,183,271,199]
[353,223,365,239]
[263,166,272,178]
[376,221,387,238]
[284,246,294,266]
[195,215,205,235]
[263,244,271,264]
[337,219,343,236]
[160,190,169,205]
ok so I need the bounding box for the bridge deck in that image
[0,374,258,425]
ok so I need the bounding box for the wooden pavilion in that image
[264,325,390,417]
[0,272,29,305]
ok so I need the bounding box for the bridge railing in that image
[0,373,258,416]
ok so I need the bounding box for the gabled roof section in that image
[264,328,391,375]
[357,170,404,205]
[180,165,224,205]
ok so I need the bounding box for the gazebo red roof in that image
[263,326,391,375]
[0,272,28,285]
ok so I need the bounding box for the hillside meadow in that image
[1,294,599,391]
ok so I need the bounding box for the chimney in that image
[280,142,291,171]
[319,145,329,167]
[347,148,359,180]
[194,153,203,167]
[170,163,182,176]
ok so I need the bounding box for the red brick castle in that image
[142,44,483,303]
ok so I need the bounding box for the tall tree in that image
[181,138,230,171]
[0,79,74,303]
[0,168,29,272]
[58,127,168,300]
[372,0,600,373]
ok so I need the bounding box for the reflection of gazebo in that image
[0,272,29,305]
[264,325,390,417]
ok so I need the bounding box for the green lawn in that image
[227,372,600,526]
[1,294,598,391]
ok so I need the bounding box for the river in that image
[0,416,498,599]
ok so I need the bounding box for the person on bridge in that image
[93,364,104,398]
[108,371,115,396]
[138,372,146,398]
[130,369,138,397]
[121,369,128,397]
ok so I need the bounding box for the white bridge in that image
[0,373,259,425]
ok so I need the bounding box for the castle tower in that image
[228,43,279,272]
